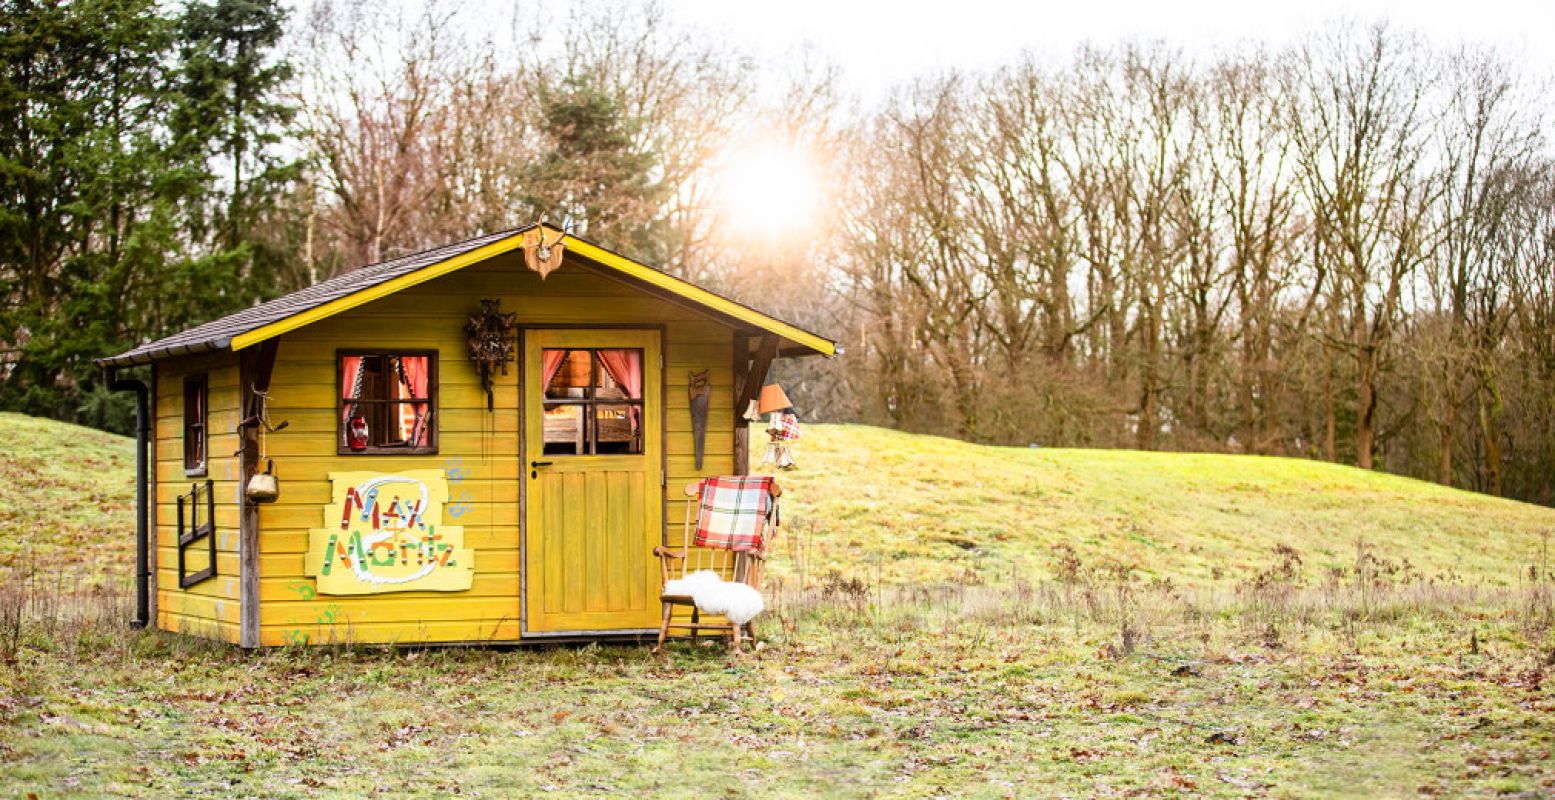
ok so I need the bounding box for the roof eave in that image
[95,337,233,370]
[560,234,839,357]
[227,229,535,352]
[94,222,839,366]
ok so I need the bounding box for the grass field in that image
[6,411,1549,587]
[0,413,136,576]
[2,412,1553,798]
[770,424,1555,586]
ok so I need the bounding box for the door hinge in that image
[658,352,664,369]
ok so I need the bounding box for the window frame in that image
[540,347,645,456]
[336,348,440,456]
[183,374,208,477]
[177,479,217,588]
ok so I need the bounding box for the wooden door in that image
[523,329,662,633]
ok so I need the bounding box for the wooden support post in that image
[735,334,780,415]
[733,334,779,475]
[732,333,751,475]
[238,339,280,648]
[734,420,748,476]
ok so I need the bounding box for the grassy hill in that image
[4,411,1552,586]
[5,412,1554,797]
[764,425,1555,586]
[0,412,136,577]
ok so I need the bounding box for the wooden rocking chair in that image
[653,479,781,655]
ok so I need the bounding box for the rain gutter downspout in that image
[105,367,150,628]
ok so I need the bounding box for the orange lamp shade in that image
[757,383,792,414]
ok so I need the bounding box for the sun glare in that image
[715,141,822,241]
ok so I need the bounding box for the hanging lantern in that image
[347,415,370,451]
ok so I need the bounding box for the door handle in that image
[530,460,553,479]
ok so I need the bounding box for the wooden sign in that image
[303,470,474,595]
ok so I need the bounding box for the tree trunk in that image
[1477,373,1503,496]
[1136,302,1160,451]
[1356,354,1376,470]
[1323,355,1338,463]
[1436,402,1454,486]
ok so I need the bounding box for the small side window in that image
[338,351,438,455]
[183,374,207,475]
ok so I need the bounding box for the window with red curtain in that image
[338,351,437,454]
[541,348,643,455]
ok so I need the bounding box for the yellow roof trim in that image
[229,234,530,351]
[227,224,836,356]
[561,235,837,356]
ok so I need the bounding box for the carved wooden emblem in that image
[522,227,566,279]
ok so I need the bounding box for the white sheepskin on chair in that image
[694,581,765,625]
[663,569,766,625]
[663,569,723,598]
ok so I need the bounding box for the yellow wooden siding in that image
[152,353,244,644]
[253,251,738,645]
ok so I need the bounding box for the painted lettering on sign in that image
[303,470,474,595]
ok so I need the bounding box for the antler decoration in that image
[465,299,518,412]
[522,226,566,279]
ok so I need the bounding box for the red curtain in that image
[542,350,567,390]
[597,349,643,432]
[340,356,363,424]
[399,356,430,445]
[340,356,432,446]
[596,350,642,399]
[401,356,429,399]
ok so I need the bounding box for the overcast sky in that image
[654,0,1555,98]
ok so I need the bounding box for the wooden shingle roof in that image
[97,225,836,368]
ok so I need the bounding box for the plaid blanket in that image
[692,476,776,552]
[768,411,801,442]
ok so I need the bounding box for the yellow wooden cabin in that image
[95,224,836,647]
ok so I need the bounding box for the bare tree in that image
[1285,24,1443,469]
[297,0,478,272]
[1423,48,1546,492]
[1199,52,1300,453]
